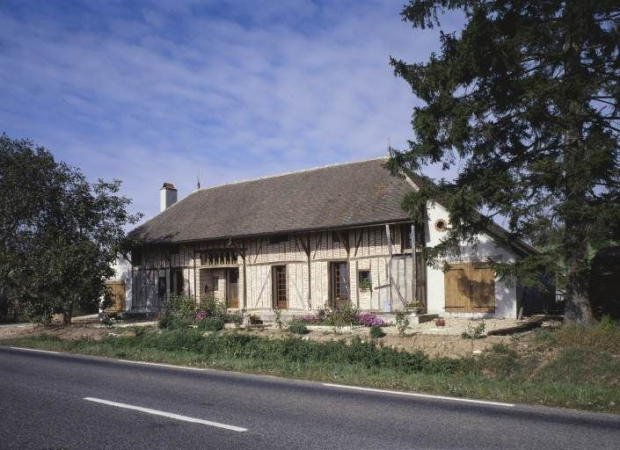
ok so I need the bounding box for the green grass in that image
[3,325,620,414]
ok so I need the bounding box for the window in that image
[174,269,183,295]
[200,250,237,266]
[402,225,412,250]
[269,235,288,245]
[330,262,350,308]
[435,219,448,232]
[401,223,425,250]
[358,270,371,292]
[132,248,142,266]
[158,276,167,300]
[212,275,219,292]
[272,266,287,309]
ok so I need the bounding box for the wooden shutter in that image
[444,265,468,312]
[444,263,495,313]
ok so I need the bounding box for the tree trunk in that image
[564,266,594,324]
[560,8,594,326]
[62,301,73,326]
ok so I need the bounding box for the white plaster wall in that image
[107,257,133,311]
[425,202,519,318]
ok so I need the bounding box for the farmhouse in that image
[125,158,539,319]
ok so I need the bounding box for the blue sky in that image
[0,0,460,222]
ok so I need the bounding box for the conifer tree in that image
[389,1,620,323]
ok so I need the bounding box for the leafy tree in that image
[0,134,142,324]
[388,1,620,323]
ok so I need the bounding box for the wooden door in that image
[104,281,125,312]
[444,263,495,313]
[272,265,287,310]
[330,262,350,310]
[227,268,239,308]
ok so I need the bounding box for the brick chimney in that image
[160,183,177,212]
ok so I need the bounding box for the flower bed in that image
[293,308,386,327]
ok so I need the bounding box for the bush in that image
[369,326,386,339]
[598,315,618,332]
[199,294,226,318]
[167,295,198,319]
[323,306,360,327]
[394,310,410,336]
[198,317,225,332]
[288,320,308,335]
[158,311,173,329]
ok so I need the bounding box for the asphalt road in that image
[1,347,619,450]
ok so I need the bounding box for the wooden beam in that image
[353,229,364,257]
[335,230,350,256]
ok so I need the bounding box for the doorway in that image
[330,261,350,310]
[227,268,239,309]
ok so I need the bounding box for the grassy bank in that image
[3,324,620,414]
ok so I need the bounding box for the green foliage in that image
[369,326,386,340]
[554,323,620,354]
[394,310,410,337]
[323,306,360,327]
[358,278,372,292]
[166,295,198,319]
[0,134,142,324]
[390,1,620,323]
[274,308,283,329]
[7,328,620,413]
[597,315,618,332]
[198,317,225,332]
[199,294,226,318]
[288,320,308,335]
[461,321,486,340]
[226,309,244,328]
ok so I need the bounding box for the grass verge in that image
[2,326,620,414]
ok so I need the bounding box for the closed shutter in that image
[444,263,495,313]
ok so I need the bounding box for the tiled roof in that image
[131,158,414,243]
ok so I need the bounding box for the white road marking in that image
[10,346,59,355]
[84,397,248,432]
[323,383,515,407]
[118,359,205,371]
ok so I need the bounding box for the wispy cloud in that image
[0,0,458,221]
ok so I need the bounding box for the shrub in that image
[394,310,410,336]
[198,317,225,332]
[274,308,283,329]
[288,320,308,335]
[598,315,618,332]
[226,310,244,327]
[166,295,198,319]
[369,326,386,339]
[199,294,226,318]
[323,306,361,327]
[158,311,173,329]
[461,320,486,339]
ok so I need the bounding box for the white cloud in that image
[0,0,450,223]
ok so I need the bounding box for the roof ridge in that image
[188,157,388,195]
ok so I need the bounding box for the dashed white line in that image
[84,397,248,432]
[323,383,515,407]
[10,347,59,355]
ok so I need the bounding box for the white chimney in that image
[160,183,177,212]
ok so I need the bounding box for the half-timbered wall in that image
[130,213,521,318]
[131,224,418,312]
